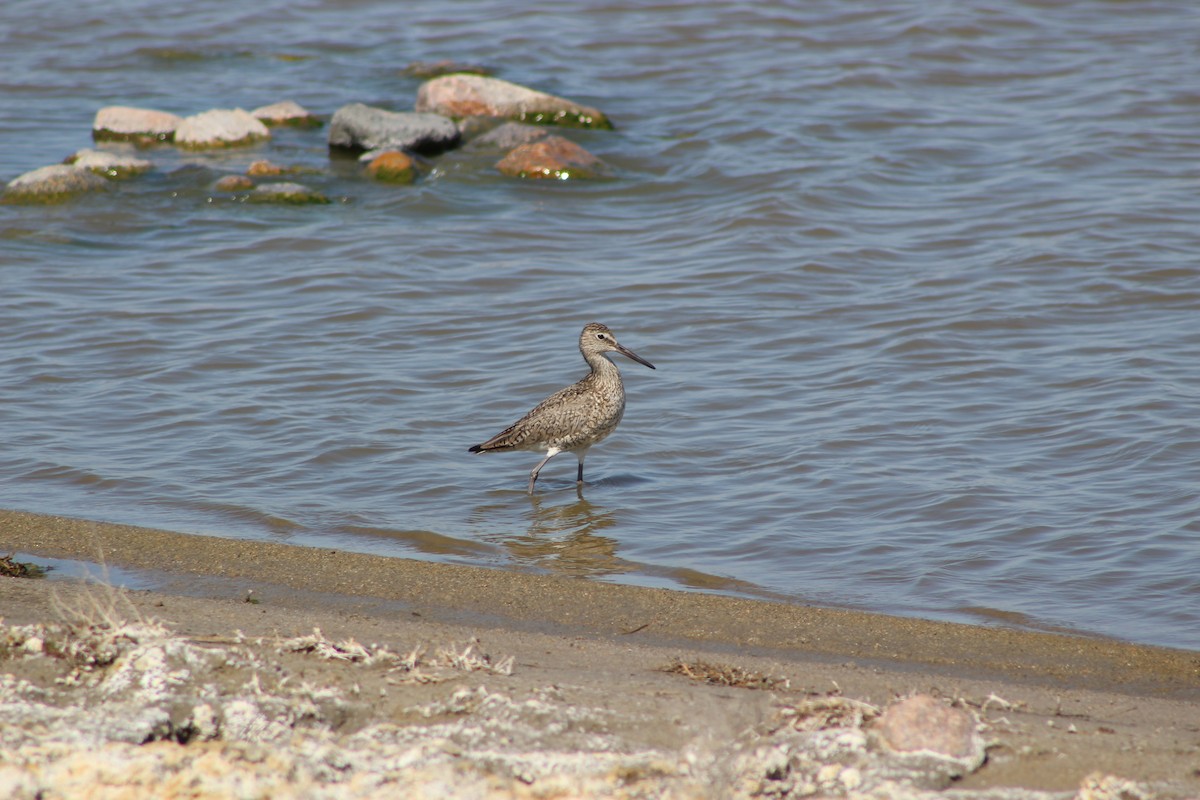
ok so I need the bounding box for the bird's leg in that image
[528,449,560,494]
[576,457,584,485]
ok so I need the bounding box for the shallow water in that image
[2,0,1198,649]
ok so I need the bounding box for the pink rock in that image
[67,148,152,178]
[250,100,320,128]
[92,106,182,141]
[416,74,612,130]
[175,109,270,149]
[214,175,254,192]
[495,135,611,180]
[875,694,983,765]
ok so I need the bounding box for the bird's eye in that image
[596,333,607,340]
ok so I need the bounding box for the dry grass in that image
[661,658,790,691]
[279,628,515,684]
[775,695,881,732]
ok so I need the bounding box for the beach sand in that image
[1,508,1197,798]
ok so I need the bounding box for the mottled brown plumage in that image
[468,323,655,492]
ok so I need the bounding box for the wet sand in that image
[2,508,1198,798]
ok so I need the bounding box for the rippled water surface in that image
[3,0,1198,649]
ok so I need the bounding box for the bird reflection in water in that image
[478,490,634,578]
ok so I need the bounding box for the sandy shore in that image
[1,508,1197,798]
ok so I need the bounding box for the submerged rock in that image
[175,109,270,149]
[3,164,108,202]
[403,60,492,79]
[466,121,549,151]
[214,175,254,192]
[246,159,287,177]
[67,148,153,178]
[92,106,182,143]
[364,150,416,183]
[495,135,612,180]
[416,74,612,130]
[328,103,460,155]
[248,181,330,204]
[250,100,321,128]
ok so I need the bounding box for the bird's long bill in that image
[616,343,656,370]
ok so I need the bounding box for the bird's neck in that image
[584,352,621,381]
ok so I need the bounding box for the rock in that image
[3,164,108,202]
[247,160,286,177]
[251,100,321,128]
[874,694,984,767]
[1076,772,1150,800]
[248,182,330,204]
[403,60,492,79]
[245,160,318,177]
[327,103,460,155]
[175,109,270,149]
[416,74,612,130]
[364,151,415,183]
[92,106,182,142]
[67,148,153,178]
[214,175,254,192]
[495,135,612,180]
[466,122,549,151]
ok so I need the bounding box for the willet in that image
[468,322,656,493]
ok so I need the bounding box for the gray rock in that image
[175,109,270,149]
[92,106,182,141]
[415,74,612,130]
[327,103,460,155]
[67,148,153,178]
[466,122,549,151]
[4,164,108,202]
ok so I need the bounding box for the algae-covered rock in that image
[416,74,612,130]
[175,109,270,149]
[248,182,330,204]
[3,164,109,203]
[364,150,416,183]
[328,103,460,155]
[495,135,612,180]
[92,106,182,142]
[67,148,153,178]
[250,100,321,128]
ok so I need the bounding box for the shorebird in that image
[468,322,656,493]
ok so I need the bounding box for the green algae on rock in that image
[247,182,330,205]
[364,150,416,183]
